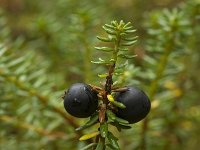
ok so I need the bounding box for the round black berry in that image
[63,83,98,118]
[115,86,151,123]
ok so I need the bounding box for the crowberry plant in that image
[63,20,151,150]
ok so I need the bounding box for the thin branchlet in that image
[77,20,138,150]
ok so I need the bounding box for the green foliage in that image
[75,20,138,150]
[0,0,200,150]
[93,20,137,64]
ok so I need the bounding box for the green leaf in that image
[104,24,116,30]
[91,58,115,65]
[107,132,120,150]
[113,81,119,86]
[97,36,113,42]
[124,22,131,28]
[121,40,137,46]
[110,122,121,132]
[118,47,129,51]
[124,29,136,33]
[115,61,128,69]
[6,56,26,68]
[111,101,126,109]
[120,33,127,37]
[111,20,118,27]
[95,47,114,52]
[98,74,108,78]
[91,57,113,65]
[110,59,115,62]
[114,68,124,73]
[122,36,138,41]
[98,58,105,62]
[117,124,131,129]
[124,26,133,30]
[110,121,131,132]
[100,122,108,138]
[117,54,137,59]
[107,118,115,124]
[0,46,7,57]
[115,117,129,124]
[95,140,104,150]
[80,143,98,150]
[91,61,110,65]
[114,72,123,76]
[75,113,98,131]
[102,26,116,35]
[106,110,116,121]
[114,71,124,76]
[119,20,125,26]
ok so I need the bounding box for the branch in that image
[140,43,173,150]
[0,70,82,134]
[0,115,72,140]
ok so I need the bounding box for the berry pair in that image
[63,83,151,123]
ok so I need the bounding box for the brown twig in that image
[0,115,71,140]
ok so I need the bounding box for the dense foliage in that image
[0,0,199,150]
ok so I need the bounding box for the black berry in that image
[115,86,151,123]
[63,83,98,118]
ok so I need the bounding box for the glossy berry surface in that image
[63,83,98,118]
[115,86,151,123]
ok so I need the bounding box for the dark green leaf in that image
[107,117,115,124]
[106,110,116,121]
[110,121,131,132]
[115,121,131,129]
[115,117,129,124]
[117,124,131,129]
[100,122,108,138]
[107,132,120,150]
[75,113,98,131]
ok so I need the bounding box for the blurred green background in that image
[0,0,199,150]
